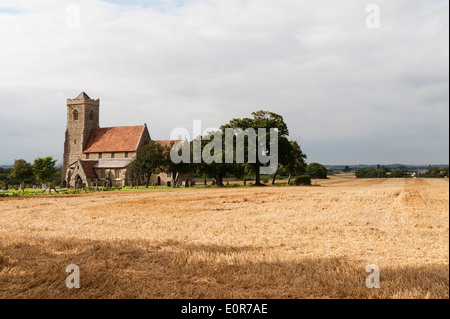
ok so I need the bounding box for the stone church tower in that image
[62,92,100,179]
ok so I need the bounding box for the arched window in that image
[73,110,79,121]
[89,110,94,121]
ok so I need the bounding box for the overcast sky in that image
[0,0,448,166]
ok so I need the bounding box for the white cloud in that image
[0,0,448,165]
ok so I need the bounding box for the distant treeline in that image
[354,166,449,178]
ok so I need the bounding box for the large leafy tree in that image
[130,141,166,188]
[33,156,57,193]
[221,110,289,185]
[9,159,34,191]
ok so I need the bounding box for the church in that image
[62,92,188,188]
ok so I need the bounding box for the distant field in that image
[0,177,448,298]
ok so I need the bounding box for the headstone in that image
[33,185,36,189]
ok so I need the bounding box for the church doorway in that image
[75,175,83,188]
[157,176,161,186]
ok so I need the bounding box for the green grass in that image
[0,179,317,197]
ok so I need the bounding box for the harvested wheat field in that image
[0,178,448,299]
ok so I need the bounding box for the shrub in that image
[294,175,311,186]
[262,177,269,184]
[306,163,328,179]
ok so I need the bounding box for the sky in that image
[0,0,448,166]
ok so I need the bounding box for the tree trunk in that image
[145,174,150,188]
[255,169,262,185]
[272,167,279,185]
[172,171,178,188]
[287,173,292,185]
[216,175,223,187]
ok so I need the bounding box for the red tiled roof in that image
[151,140,182,147]
[83,125,145,153]
[80,160,98,178]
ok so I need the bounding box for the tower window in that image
[74,139,77,145]
[90,110,94,121]
[86,153,89,159]
[73,110,79,121]
[99,153,102,159]
[111,153,115,159]
[125,152,128,158]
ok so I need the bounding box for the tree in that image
[439,167,449,177]
[221,110,289,185]
[33,157,57,193]
[355,168,387,178]
[282,140,307,185]
[162,141,191,188]
[391,169,405,178]
[191,132,235,187]
[130,141,166,188]
[9,159,33,192]
[270,136,290,184]
[306,162,328,179]
[430,166,440,177]
[343,165,351,173]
